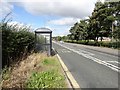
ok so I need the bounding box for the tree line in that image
[52,1,120,43]
[68,1,120,42]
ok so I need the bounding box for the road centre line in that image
[78,49,95,56]
[54,42,120,73]
[63,44,95,55]
[64,42,118,58]
[106,61,120,64]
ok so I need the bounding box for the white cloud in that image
[5,0,97,18]
[0,0,14,18]
[47,26,71,36]
[53,27,70,37]
[48,17,80,26]
[3,0,98,36]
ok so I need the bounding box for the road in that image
[53,41,119,89]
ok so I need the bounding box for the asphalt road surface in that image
[53,41,119,89]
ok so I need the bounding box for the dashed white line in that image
[106,61,120,64]
[78,49,95,56]
[54,41,120,73]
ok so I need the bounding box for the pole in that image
[111,21,115,48]
[50,32,52,56]
[112,22,114,42]
[35,32,37,52]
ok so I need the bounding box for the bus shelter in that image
[35,28,52,56]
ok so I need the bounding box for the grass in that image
[42,58,55,65]
[26,70,65,88]
[26,55,66,88]
[1,67,11,80]
[1,53,67,88]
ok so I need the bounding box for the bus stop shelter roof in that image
[35,27,52,33]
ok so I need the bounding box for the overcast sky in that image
[0,0,98,36]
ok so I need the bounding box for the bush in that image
[88,41,96,46]
[2,21,35,68]
[101,42,110,47]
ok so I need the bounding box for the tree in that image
[108,1,120,41]
[68,0,120,42]
[76,20,89,41]
[57,36,62,41]
[69,22,79,41]
[69,19,89,41]
[88,1,119,41]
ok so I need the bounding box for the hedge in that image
[65,40,120,49]
[2,22,35,68]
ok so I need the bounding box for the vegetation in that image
[1,14,47,68]
[26,56,66,88]
[54,1,120,49]
[1,16,35,68]
[27,57,65,88]
[27,58,65,88]
[1,53,66,88]
[26,70,65,88]
[1,13,66,89]
[68,1,120,42]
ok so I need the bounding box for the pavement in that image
[53,41,119,89]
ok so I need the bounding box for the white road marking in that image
[78,49,95,56]
[53,41,120,73]
[59,49,71,53]
[64,42,118,58]
[62,51,71,53]
[106,61,120,64]
[63,44,95,55]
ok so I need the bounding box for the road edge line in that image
[56,53,80,89]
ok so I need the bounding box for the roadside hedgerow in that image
[1,15,35,68]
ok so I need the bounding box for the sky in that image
[0,0,98,36]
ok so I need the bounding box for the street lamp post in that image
[111,20,118,48]
[112,21,114,43]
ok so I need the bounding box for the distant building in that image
[98,37,111,41]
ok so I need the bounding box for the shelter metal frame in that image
[35,28,52,55]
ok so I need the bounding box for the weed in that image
[26,70,65,88]
[2,67,11,80]
[42,58,55,65]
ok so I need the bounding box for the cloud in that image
[6,0,97,18]
[3,0,98,36]
[0,0,14,17]
[48,17,80,26]
[52,27,70,37]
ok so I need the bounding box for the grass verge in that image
[1,53,67,88]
